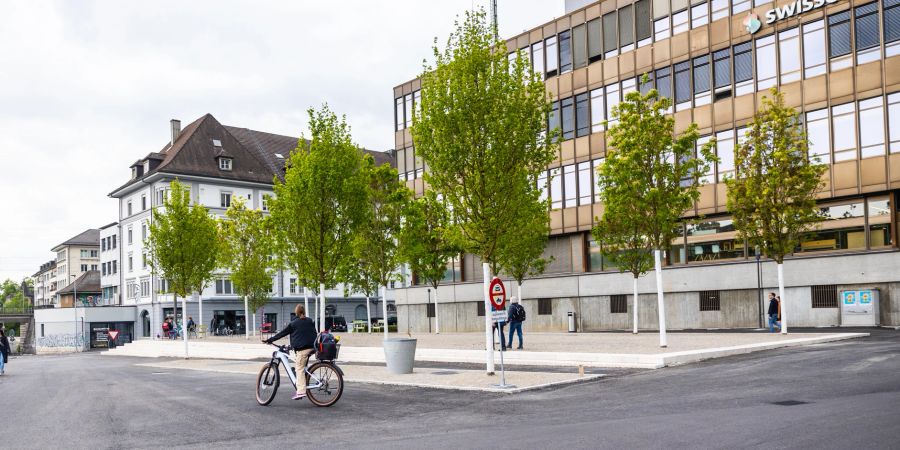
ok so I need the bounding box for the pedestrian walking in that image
[162,318,170,339]
[767,293,781,333]
[0,329,10,375]
[187,316,195,333]
[507,297,526,350]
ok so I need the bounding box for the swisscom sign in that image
[745,0,840,34]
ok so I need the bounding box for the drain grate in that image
[771,400,809,406]
[431,370,459,375]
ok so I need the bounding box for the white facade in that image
[100,223,120,305]
[32,262,57,308]
[51,237,99,305]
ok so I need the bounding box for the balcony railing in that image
[0,307,34,315]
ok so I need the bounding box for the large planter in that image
[383,338,417,374]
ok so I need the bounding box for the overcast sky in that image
[0,0,562,282]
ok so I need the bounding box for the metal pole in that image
[489,0,498,39]
[427,289,431,334]
[756,246,763,329]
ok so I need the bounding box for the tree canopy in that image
[218,197,275,315]
[399,191,460,290]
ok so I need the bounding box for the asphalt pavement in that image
[2,328,898,449]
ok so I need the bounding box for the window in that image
[127,227,133,244]
[477,301,485,317]
[575,93,590,137]
[610,295,627,313]
[716,129,735,182]
[806,109,831,164]
[573,24,587,69]
[550,168,562,209]
[218,158,232,171]
[859,97,885,158]
[113,261,117,274]
[561,97,575,140]
[603,12,618,57]
[713,48,731,101]
[699,290,720,311]
[639,72,654,95]
[538,171,549,202]
[404,94,413,129]
[693,55,711,106]
[395,97,404,131]
[289,278,297,294]
[711,0,728,21]
[593,158,604,203]
[635,0,652,46]
[829,11,852,70]
[732,0,751,14]
[142,252,147,269]
[889,93,900,154]
[691,2,709,28]
[141,194,147,210]
[158,188,168,205]
[656,66,673,101]
[261,194,270,211]
[672,9,689,35]
[619,5,635,52]
[832,102,857,161]
[778,28,801,84]
[538,298,552,315]
[545,36,558,77]
[755,35,776,90]
[215,279,234,295]
[141,279,150,297]
[811,285,838,308]
[606,83,621,127]
[101,239,106,251]
[696,135,713,184]
[127,201,132,216]
[655,16,671,41]
[426,303,435,318]
[564,164,577,208]
[590,88,605,132]
[220,192,232,208]
[587,19,603,63]
[799,200,866,252]
[81,264,88,272]
[733,42,753,96]
[141,223,147,241]
[548,100,560,138]
[674,60,692,110]
[577,162,592,206]
[803,20,826,78]
[413,90,421,118]
[559,30,572,74]
[855,2,880,64]
[868,196,893,247]
[128,255,133,272]
[112,235,117,249]
[532,41,545,79]
[887,0,900,56]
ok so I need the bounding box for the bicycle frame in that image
[270,347,328,390]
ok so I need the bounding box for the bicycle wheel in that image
[255,362,280,406]
[305,362,343,407]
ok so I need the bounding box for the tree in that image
[726,89,826,334]
[351,159,411,338]
[399,191,460,335]
[268,105,369,331]
[1,279,27,310]
[596,77,714,347]
[147,179,219,357]
[496,193,551,305]
[412,9,557,373]
[218,197,275,339]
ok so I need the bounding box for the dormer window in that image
[218,157,233,171]
[132,167,137,179]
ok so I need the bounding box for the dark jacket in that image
[0,336,10,355]
[507,304,525,323]
[767,299,779,316]
[267,317,317,350]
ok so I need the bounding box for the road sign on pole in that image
[489,277,506,309]
[491,310,507,323]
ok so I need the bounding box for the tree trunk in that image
[434,286,440,334]
[632,276,639,334]
[483,263,494,375]
[778,263,787,334]
[181,295,189,359]
[381,285,388,339]
[319,283,326,332]
[244,296,249,340]
[366,295,371,334]
[654,249,668,348]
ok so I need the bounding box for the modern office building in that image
[392,0,900,331]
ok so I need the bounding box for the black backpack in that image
[511,304,526,322]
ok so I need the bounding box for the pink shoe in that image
[292,392,306,400]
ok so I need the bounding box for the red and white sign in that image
[489,277,506,309]
[108,330,119,341]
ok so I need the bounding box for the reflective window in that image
[755,35,776,90]
[546,36,559,77]
[603,12,618,57]
[573,24,587,69]
[858,97,885,158]
[686,218,744,261]
[395,97,403,131]
[733,42,754,96]
[656,66,673,101]
[532,41,545,80]
[713,48,731,101]
[855,2,880,64]
[639,72,654,95]
[868,197,893,248]
[588,19,603,63]
[538,171,548,202]
[550,168,562,209]
[696,135,713,184]
[711,0,729,21]
[655,17,671,41]
[889,93,900,154]
[606,83,621,127]
[716,129,735,182]
[778,28,801,84]
[636,0,653,46]
[549,101,560,137]
[803,20,826,78]
[590,88,605,132]
[831,102,857,161]
[404,94,413,128]
[619,5,635,52]
[675,60,691,110]
[622,77,637,96]
[732,0,750,14]
[575,93,590,138]
[887,0,900,56]
[828,11,852,70]
[691,2,709,28]
[564,164,577,208]
[578,161,593,205]
[672,9,689,35]
[561,97,575,140]
[592,158,605,203]
[693,55,711,106]
[799,200,866,252]
[413,90,421,118]
[806,108,831,164]
[559,30,572,74]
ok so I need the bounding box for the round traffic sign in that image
[489,277,506,309]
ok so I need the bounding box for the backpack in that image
[162,322,169,331]
[511,304,526,322]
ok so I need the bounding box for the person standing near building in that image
[0,329,10,375]
[767,293,781,333]
[187,316,195,334]
[507,297,525,350]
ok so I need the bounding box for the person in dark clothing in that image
[767,292,781,333]
[507,297,525,350]
[0,329,10,375]
[264,304,318,400]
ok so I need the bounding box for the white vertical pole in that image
[778,263,788,334]
[198,292,202,338]
[434,286,440,334]
[244,296,249,340]
[366,296,371,333]
[654,250,667,348]
[633,277,639,334]
[381,285,388,340]
[252,309,256,337]
[182,295,189,358]
[483,263,495,375]
[319,283,326,332]
[303,288,309,318]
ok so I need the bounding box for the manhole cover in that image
[431,370,459,375]
[771,400,808,406]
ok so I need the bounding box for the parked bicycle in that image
[256,339,344,407]
[215,326,234,337]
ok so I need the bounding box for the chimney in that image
[170,119,181,146]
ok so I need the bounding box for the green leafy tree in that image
[351,159,411,336]
[595,77,714,346]
[412,9,557,372]
[399,191,460,335]
[1,279,27,310]
[496,194,551,303]
[726,89,826,334]
[268,105,369,331]
[219,197,275,339]
[147,180,219,357]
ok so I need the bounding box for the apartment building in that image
[100,222,120,306]
[32,260,56,308]
[392,0,900,331]
[50,229,100,305]
[108,114,396,339]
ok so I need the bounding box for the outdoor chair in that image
[371,320,384,332]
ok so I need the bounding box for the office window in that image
[656,66,673,101]
[832,102,857,161]
[778,28,801,84]
[636,0,652,46]
[858,97,885,158]
[561,97,575,140]
[587,19,603,63]
[674,60,692,110]
[655,16,671,41]
[550,168,562,209]
[732,0,751,14]
[215,279,233,295]
[413,90,421,118]
[610,295,628,313]
[590,88,605,132]
[733,42,753,96]
[559,30,572,73]
[395,97,403,131]
[546,36,559,77]
[538,298,553,315]
[573,24,587,69]
[803,20,827,78]
[619,5,635,52]
[549,100,560,137]
[691,2,708,28]
[806,109,831,164]
[887,0,900,56]
[578,161,592,206]
[697,135,713,184]
[829,11,852,70]
[538,171,548,202]
[716,129,735,182]
[575,93,590,137]
[889,93,900,154]
[672,9,689,35]
[102,264,106,276]
[606,83,621,127]
[220,192,231,208]
[868,196,893,248]
[755,35,777,90]
[622,78,636,96]
[532,41,545,79]
[712,49,731,102]
[564,165,577,208]
[855,3,880,64]
[603,12,618,57]
[639,72,654,95]
[101,239,106,252]
[507,51,517,75]
[404,94,413,129]
[711,0,729,21]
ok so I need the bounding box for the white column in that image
[181,295,189,358]
[778,263,788,334]
[319,283,326,332]
[654,249,667,348]
[244,296,249,340]
[197,292,203,337]
[381,285,388,340]
[483,263,494,375]
[303,288,309,318]
[366,296,372,333]
[632,277,639,334]
[434,286,440,334]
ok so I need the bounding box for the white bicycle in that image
[256,343,344,407]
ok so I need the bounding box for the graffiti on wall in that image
[37,333,86,348]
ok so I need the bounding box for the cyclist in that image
[264,304,317,400]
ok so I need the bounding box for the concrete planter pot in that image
[383,338,417,374]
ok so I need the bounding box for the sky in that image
[0,0,563,283]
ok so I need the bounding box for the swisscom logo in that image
[743,13,761,34]
[746,0,840,34]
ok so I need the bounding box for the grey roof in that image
[32,260,56,277]
[57,270,101,294]
[54,229,100,249]
[99,222,118,230]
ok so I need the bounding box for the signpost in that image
[488,277,514,389]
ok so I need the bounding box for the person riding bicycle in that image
[263,304,318,400]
